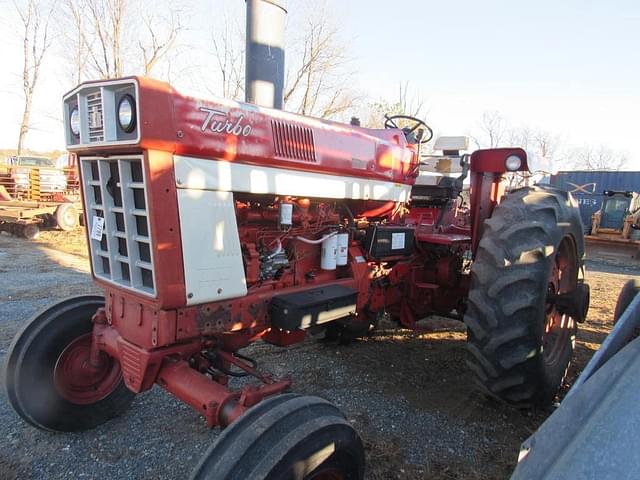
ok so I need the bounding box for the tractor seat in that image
[411,176,462,205]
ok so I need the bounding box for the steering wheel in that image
[384,114,434,145]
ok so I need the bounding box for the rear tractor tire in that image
[465,185,587,408]
[190,394,365,480]
[4,295,134,432]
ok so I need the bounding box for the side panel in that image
[176,189,247,305]
[174,155,411,202]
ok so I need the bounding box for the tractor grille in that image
[80,156,155,297]
[272,120,316,162]
[87,91,104,143]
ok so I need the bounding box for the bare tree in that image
[15,0,55,155]
[61,0,182,81]
[200,2,355,114]
[397,81,426,118]
[506,125,532,150]
[363,82,428,128]
[60,0,87,84]
[284,6,357,119]
[472,115,565,168]
[82,0,126,78]
[532,130,563,164]
[567,145,628,170]
[471,111,507,149]
[139,10,182,76]
[515,129,564,187]
[471,115,566,187]
[209,14,245,100]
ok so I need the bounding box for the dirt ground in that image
[0,228,638,480]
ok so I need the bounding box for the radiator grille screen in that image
[86,91,104,143]
[81,156,155,296]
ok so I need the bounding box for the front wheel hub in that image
[54,334,122,405]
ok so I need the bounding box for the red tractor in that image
[5,76,589,479]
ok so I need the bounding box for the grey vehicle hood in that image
[511,335,640,480]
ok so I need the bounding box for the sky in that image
[1,0,639,167]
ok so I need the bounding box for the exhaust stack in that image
[245,0,287,109]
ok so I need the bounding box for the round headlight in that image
[505,154,522,171]
[118,95,136,133]
[69,107,80,137]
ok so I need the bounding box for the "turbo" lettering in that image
[199,107,252,137]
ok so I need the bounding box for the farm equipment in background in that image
[549,171,640,262]
[0,200,82,239]
[0,155,68,200]
[591,190,639,236]
[0,155,82,238]
[56,153,82,193]
[587,190,640,261]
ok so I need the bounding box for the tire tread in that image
[465,185,585,407]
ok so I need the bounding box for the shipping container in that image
[549,170,640,233]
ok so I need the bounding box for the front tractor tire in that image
[465,185,586,408]
[4,295,134,432]
[191,394,365,480]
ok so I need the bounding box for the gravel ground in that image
[0,229,638,480]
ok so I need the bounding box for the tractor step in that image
[271,285,358,331]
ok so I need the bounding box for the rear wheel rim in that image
[54,333,122,405]
[543,237,578,367]
[62,209,75,227]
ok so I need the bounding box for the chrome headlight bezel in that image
[117,94,136,133]
[69,107,81,137]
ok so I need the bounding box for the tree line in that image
[471,111,629,171]
[11,0,630,171]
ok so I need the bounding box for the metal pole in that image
[245,0,287,109]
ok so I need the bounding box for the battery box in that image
[271,285,358,331]
[363,225,414,259]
